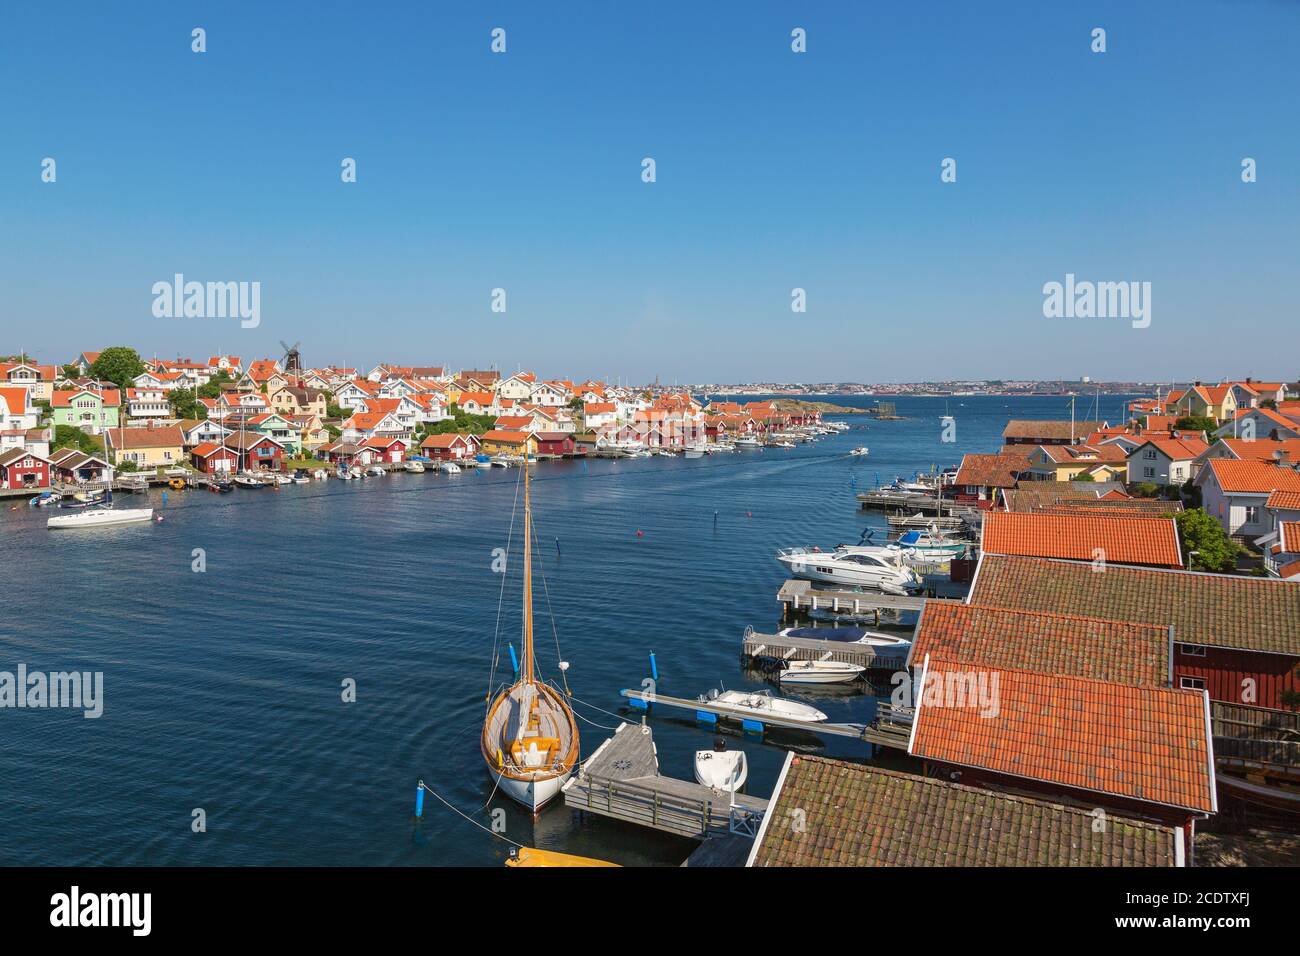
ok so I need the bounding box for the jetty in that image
[563,722,768,840]
[619,688,913,750]
[741,626,908,673]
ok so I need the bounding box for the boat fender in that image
[495,749,503,770]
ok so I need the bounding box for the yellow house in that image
[270,385,329,419]
[479,429,536,457]
[1024,443,1128,482]
[1169,384,1237,423]
[104,425,186,470]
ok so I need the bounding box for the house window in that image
[1179,677,1206,690]
[1179,644,1207,657]
[1143,467,1155,478]
[1245,506,1260,525]
[1144,449,1157,459]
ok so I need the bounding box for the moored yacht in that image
[776,546,921,594]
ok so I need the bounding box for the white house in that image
[1125,436,1209,487]
[1195,458,1300,538]
[1213,407,1300,442]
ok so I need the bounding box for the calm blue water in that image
[0,394,1136,866]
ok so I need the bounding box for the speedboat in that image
[769,440,795,448]
[274,473,293,485]
[29,491,61,507]
[48,505,153,529]
[291,469,310,484]
[405,461,426,473]
[367,465,386,477]
[880,529,969,561]
[693,740,748,791]
[734,436,762,449]
[440,462,461,474]
[60,490,106,509]
[776,546,921,594]
[233,473,264,489]
[708,688,827,722]
[850,447,870,457]
[776,626,912,650]
[778,660,866,685]
[684,445,706,459]
[209,477,233,493]
[335,466,353,480]
[350,466,366,479]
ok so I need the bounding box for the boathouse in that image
[189,442,239,474]
[969,553,1300,709]
[419,433,480,461]
[0,448,50,490]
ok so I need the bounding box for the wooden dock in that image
[742,627,908,673]
[857,491,943,512]
[619,689,912,750]
[563,722,768,840]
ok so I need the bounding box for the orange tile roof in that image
[584,402,616,415]
[481,430,531,443]
[1265,489,1300,511]
[1003,420,1104,441]
[1278,559,1300,579]
[912,603,1168,686]
[983,512,1182,567]
[420,433,476,449]
[1203,459,1300,494]
[910,658,1216,813]
[105,425,184,449]
[955,453,1028,488]
[1215,438,1300,462]
[1278,522,1300,553]
[1129,437,1209,459]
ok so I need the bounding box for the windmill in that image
[280,340,303,375]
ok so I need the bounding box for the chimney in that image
[1276,449,1291,466]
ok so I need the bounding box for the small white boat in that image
[693,742,748,791]
[48,506,154,529]
[850,447,870,457]
[233,473,264,488]
[312,469,328,480]
[274,473,293,485]
[335,466,353,480]
[779,659,866,684]
[776,546,921,594]
[776,626,912,650]
[350,466,365,479]
[440,462,461,474]
[709,688,827,722]
[769,440,795,448]
[684,445,706,459]
[405,461,426,473]
[29,491,61,507]
[734,436,762,448]
[367,465,386,477]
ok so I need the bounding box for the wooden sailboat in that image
[480,464,580,813]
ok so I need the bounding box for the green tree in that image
[1174,415,1217,434]
[1073,471,1096,482]
[1260,398,1278,410]
[197,370,234,399]
[1131,481,1160,498]
[168,387,204,420]
[88,347,145,390]
[1175,508,1244,572]
[53,425,104,456]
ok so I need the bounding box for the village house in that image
[952,452,1029,505]
[1213,406,1300,442]
[419,433,480,461]
[189,441,240,474]
[247,413,302,456]
[534,432,576,457]
[1228,378,1288,409]
[0,386,39,433]
[125,386,172,422]
[1195,458,1300,538]
[1168,383,1236,423]
[1125,436,1209,487]
[289,415,330,451]
[269,384,329,419]
[51,387,121,434]
[1002,420,1105,447]
[104,424,185,471]
[582,402,617,430]
[178,418,231,448]
[0,361,57,402]
[223,431,286,472]
[207,355,243,377]
[479,429,536,457]
[361,436,408,464]
[1022,443,1127,482]
[48,448,108,484]
[0,448,51,490]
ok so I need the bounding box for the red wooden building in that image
[362,436,408,464]
[419,433,480,461]
[0,448,51,489]
[190,442,240,474]
[534,432,575,457]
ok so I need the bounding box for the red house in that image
[420,433,480,461]
[225,432,285,472]
[190,442,240,474]
[362,436,407,464]
[0,448,51,489]
[534,432,575,457]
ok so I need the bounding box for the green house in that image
[52,388,122,433]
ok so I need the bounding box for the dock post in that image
[415,780,425,818]
[649,652,658,681]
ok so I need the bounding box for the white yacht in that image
[734,436,762,448]
[693,742,748,791]
[48,504,154,530]
[776,546,921,594]
[778,660,866,684]
[439,462,462,474]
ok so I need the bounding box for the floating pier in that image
[776,579,967,624]
[563,722,768,840]
[741,627,908,673]
[619,688,912,750]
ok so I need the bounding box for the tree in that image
[1073,471,1096,482]
[53,425,104,456]
[88,347,145,390]
[197,370,234,399]
[1131,481,1160,498]
[168,387,203,421]
[1260,398,1278,410]
[1174,415,1216,435]
[1175,508,1244,572]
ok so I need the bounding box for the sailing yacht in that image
[480,464,580,813]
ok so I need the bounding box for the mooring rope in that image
[418,781,525,850]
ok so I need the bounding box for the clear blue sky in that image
[2,1,1297,383]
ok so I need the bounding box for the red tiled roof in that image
[1265,489,1300,511]
[955,453,1028,488]
[1128,437,1210,460]
[420,433,475,449]
[1202,459,1300,494]
[910,659,1216,813]
[750,756,1180,867]
[1215,438,1300,462]
[1278,521,1300,554]
[912,603,1168,686]
[104,425,184,449]
[481,430,531,443]
[983,512,1182,567]
[970,554,1300,656]
[1003,420,1104,441]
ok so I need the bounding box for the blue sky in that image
[1,1,1297,383]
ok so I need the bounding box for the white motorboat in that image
[776,626,912,650]
[778,659,866,684]
[367,465,386,477]
[684,445,706,459]
[776,546,921,594]
[440,462,462,474]
[29,491,61,507]
[48,506,154,530]
[273,473,293,485]
[693,742,748,791]
[880,529,969,562]
[709,688,827,722]
[405,461,426,473]
[734,436,762,448]
[335,466,353,480]
[769,440,795,449]
[233,473,265,489]
[850,447,870,457]
[350,466,366,479]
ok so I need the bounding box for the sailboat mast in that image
[522,463,534,686]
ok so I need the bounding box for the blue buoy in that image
[695,710,718,725]
[630,696,648,710]
[508,643,519,676]
[161,490,168,506]
[741,718,764,734]
[415,780,425,817]
[649,652,658,681]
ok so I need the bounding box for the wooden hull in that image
[481,681,580,815]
